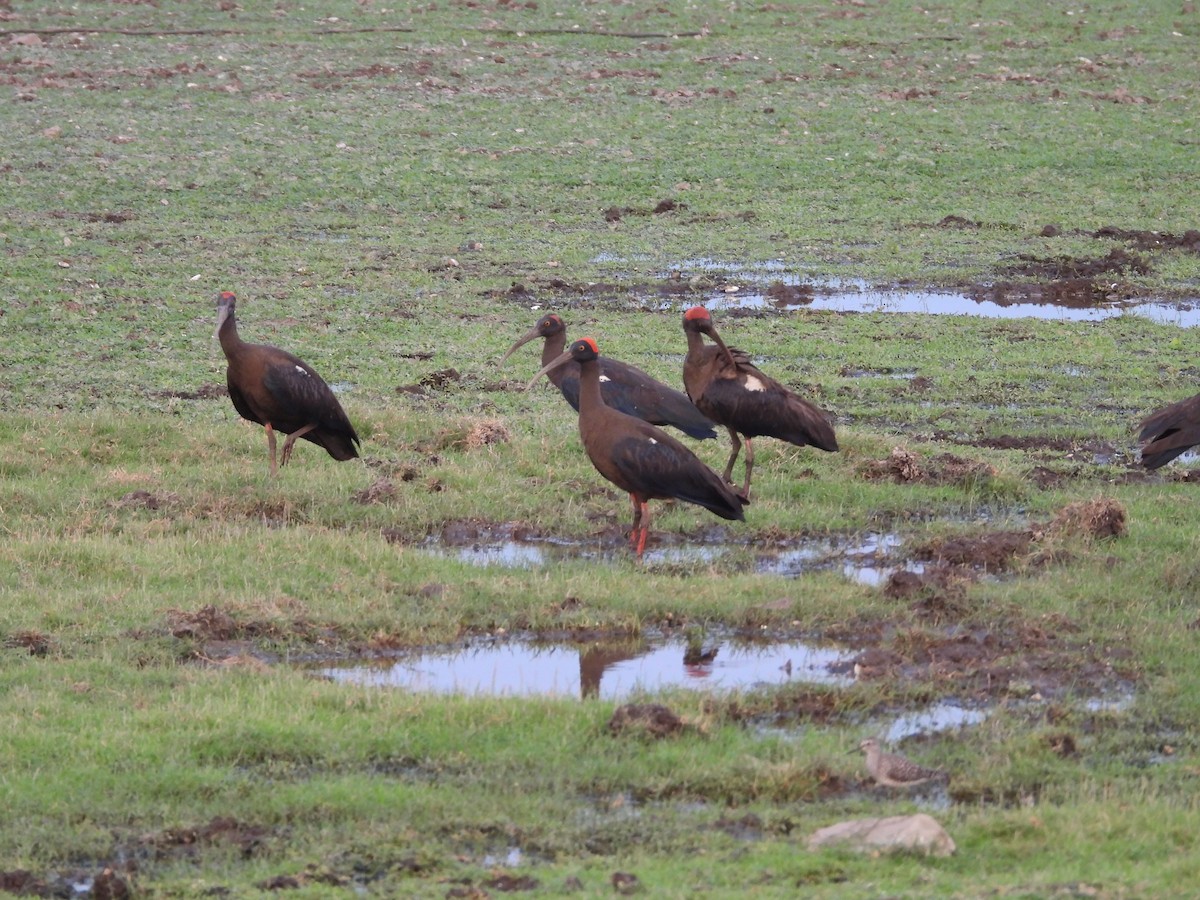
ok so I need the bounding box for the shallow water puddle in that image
[654,259,1200,325]
[317,636,853,699]
[714,279,1198,325]
[883,700,989,742]
[421,531,914,585]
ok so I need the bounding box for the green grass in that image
[4,0,1200,895]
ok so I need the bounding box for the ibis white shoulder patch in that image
[742,374,765,392]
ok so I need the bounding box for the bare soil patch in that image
[140,815,272,860]
[856,447,998,487]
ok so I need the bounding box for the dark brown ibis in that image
[527,337,744,557]
[501,313,718,440]
[1138,393,1200,469]
[681,305,838,500]
[214,290,361,476]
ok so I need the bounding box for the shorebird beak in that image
[499,325,542,366]
[524,349,573,391]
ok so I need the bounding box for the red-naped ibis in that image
[527,337,744,557]
[502,313,717,440]
[1138,393,1200,468]
[681,306,838,500]
[214,291,361,476]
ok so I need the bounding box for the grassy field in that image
[4,0,1200,896]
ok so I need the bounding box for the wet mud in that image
[491,222,1200,324]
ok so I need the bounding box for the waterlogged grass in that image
[4,0,1200,895]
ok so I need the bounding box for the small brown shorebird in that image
[854,738,947,788]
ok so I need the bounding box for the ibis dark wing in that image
[699,368,837,450]
[1139,393,1200,469]
[608,433,743,520]
[260,355,361,459]
[555,369,584,412]
[599,358,717,439]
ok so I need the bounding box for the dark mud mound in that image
[608,703,688,739]
[141,816,272,860]
[857,447,999,487]
[1091,226,1200,254]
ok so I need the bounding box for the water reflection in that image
[317,637,853,699]
[656,259,1200,325]
[421,531,913,585]
[884,701,989,742]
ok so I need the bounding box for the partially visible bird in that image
[502,312,717,440]
[526,337,744,557]
[854,737,947,789]
[681,306,838,500]
[214,291,361,476]
[1138,393,1200,469]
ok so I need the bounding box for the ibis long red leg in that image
[280,423,318,468]
[628,495,644,555]
[632,498,651,558]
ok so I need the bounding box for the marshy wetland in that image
[4,1,1200,897]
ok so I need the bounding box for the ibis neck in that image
[684,328,706,358]
[541,332,568,375]
[217,313,243,355]
[576,358,605,413]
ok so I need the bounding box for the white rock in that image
[807,814,956,857]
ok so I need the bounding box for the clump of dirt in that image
[484,873,540,892]
[603,198,683,221]
[856,619,1126,701]
[414,418,511,452]
[353,478,398,504]
[909,497,1126,576]
[934,214,982,229]
[728,685,848,724]
[1007,247,1152,281]
[857,447,998,487]
[608,703,688,739]
[917,530,1032,572]
[464,418,511,448]
[5,629,55,656]
[141,816,271,860]
[161,603,341,661]
[1046,497,1127,540]
[1092,225,1200,253]
[963,246,1154,306]
[1047,732,1079,759]
[765,281,815,306]
[166,605,242,641]
[150,383,227,401]
[398,367,465,395]
[884,566,975,622]
[115,489,179,510]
